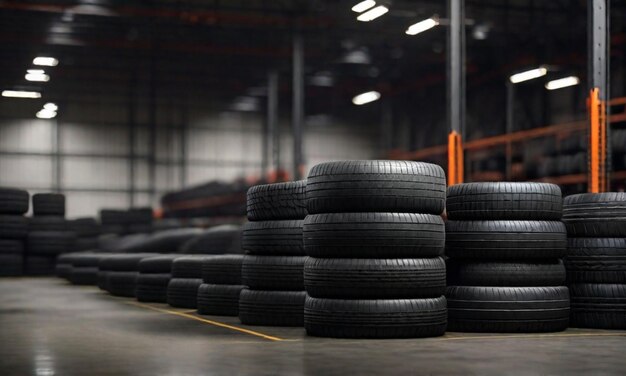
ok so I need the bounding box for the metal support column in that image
[587,0,610,192]
[180,100,188,188]
[505,81,514,180]
[128,72,137,206]
[447,0,465,186]
[266,70,279,179]
[148,56,157,204]
[51,117,61,192]
[292,34,304,180]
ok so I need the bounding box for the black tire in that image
[445,220,567,260]
[99,253,158,272]
[570,283,626,329]
[447,260,566,287]
[27,231,77,256]
[566,238,626,283]
[29,216,67,232]
[0,215,28,239]
[306,161,446,215]
[167,278,203,308]
[171,256,209,278]
[446,286,570,333]
[242,255,305,291]
[69,266,98,285]
[127,208,153,224]
[0,239,24,254]
[24,256,56,276]
[97,271,109,290]
[72,253,107,268]
[305,257,446,299]
[139,254,182,273]
[197,284,246,316]
[55,263,72,279]
[136,273,171,302]
[239,290,305,327]
[74,237,98,251]
[446,182,562,220]
[68,218,100,237]
[304,213,444,258]
[305,296,447,339]
[107,271,138,297]
[32,193,65,216]
[201,255,243,284]
[0,254,23,276]
[242,220,304,256]
[179,225,243,254]
[563,193,626,237]
[247,180,307,221]
[0,187,29,214]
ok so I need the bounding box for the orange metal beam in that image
[447,131,464,186]
[588,88,608,193]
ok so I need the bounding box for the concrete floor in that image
[1,279,626,376]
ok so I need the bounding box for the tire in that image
[566,238,626,283]
[446,286,570,332]
[247,180,307,221]
[27,231,77,256]
[201,255,243,284]
[68,217,100,237]
[72,253,107,268]
[24,256,56,276]
[29,216,67,232]
[136,273,171,303]
[97,271,109,290]
[127,208,153,224]
[445,220,566,260]
[447,260,566,287]
[179,225,243,254]
[100,253,158,272]
[563,193,626,237]
[242,220,304,256]
[107,271,138,297]
[570,283,626,329]
[100,209,129,226]
[171,256,209,278]
[139,254,182,273]
[0,187,29,214]
[32,193,65,216]
[304,296,447,338]
[0,215,28,239]
[446,182,562,220]
[306,161,446,215]
[241,255,305,291]
[0,239,24,254]
[74,237,98,251]
[68,266,98,285]
[305,257,446,299]
[55,263,72,279]
[239,290,305,327]
[197,284,246,316]
[167,278,203,308]
[304,213,444,258]
[0,254,23,276]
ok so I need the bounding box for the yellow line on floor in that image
[126,301,284,342]
[441,332,626,341]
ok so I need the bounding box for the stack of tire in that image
[136,254,183,302]
[127,208,153,234]
[0,188,29,276]
[197,255,246,316]
[445,182,570,332]
[167,255,209,308]
[100,209,128,235]
[26,193,76,275]
[563,193,626,329]
[240,180,307,326]
[179,225,243,255]
[303,161,448,338]
[99,253,158,296]
[69,218,101,251]
[68,252,109,285]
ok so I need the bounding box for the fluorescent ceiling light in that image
[44,102,58,111]
[406,17,439,35]
[545,76,580,90]
[27,69,45,74]
[356,5,388,22]
[352,0,376,13]
[2,90,42,98]
[352,90,381,105]
[33,57,59,66]
[509,67,547,84]
[25,73,50,82]
[36,109,57,119]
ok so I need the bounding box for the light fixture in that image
[33,57,59,66]
[352,90,381,105]
[406,17,439,35]
[36,109,57,119]
[2,90,42,98]
[352,0,376,13]
[25,72,50,82]
[545,76,580,90]
[356,5,388,22]
[44,102,58,111]
[509,67,547,84]
[27,69,45,74]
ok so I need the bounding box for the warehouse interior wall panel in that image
[65,191,130,218]
[0,155,54,189]
[60,122,130,156]
[0,119,53,153]
[61,156,130,190]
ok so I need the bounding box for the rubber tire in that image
[107,271,138,297]
[242,255,305,291]
[446,182,562,220]
[24,256,56,276]
[171,256,210,278]
[0,215,28,239]
[247,180,307,221]
[570,283,626,329]
[446,286,570,333]
[29,216,67,232]
[304,213,444,258]
[178,225,243,255]
[27,231,76,256]
[305,257,446,299]
[136,273,171,303]
[566,238,626,283]
[69,266,98,285]
[74,237,98,251]
[0,187,29,214]
[304,295,447,339]
[167,278,203,308]
[306,161,446,215]
[100,253,158,272]
[239,290,305,327]
[55,263,72,279]
[201,255,243,285]
[139,254,182,273]
[72,253,107,267]
[447,260,566,287]
[445,220,567,260]
[0,254,23,276]
[0,239,24,254]
[32,193,65,216]
[68,217,100,237]
[563,193,626,237]
[197,284,246,316]
[242,220,304,256]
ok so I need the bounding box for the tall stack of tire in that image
[0,188,29,276]
[303,161,448,338]
[445,182,570,332]
[167,255,209,308]
[127,208,153,234]
[99,253,158,296]
[136,254,183,302]
[197,255,246,316]
[69,218,101,251]
[240,180,307,326]
[563,192,626,329]
[26,193,76,275]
